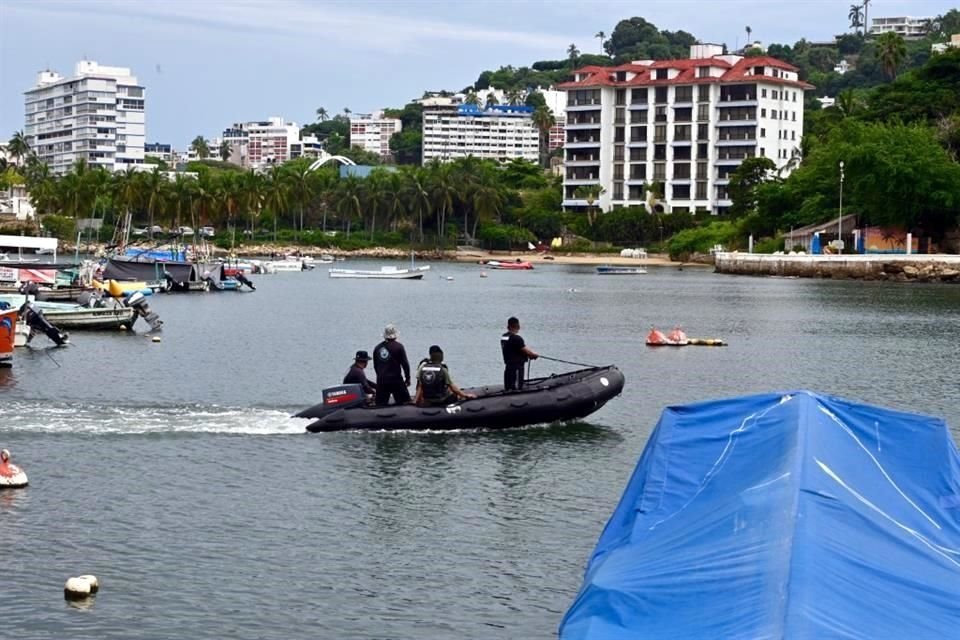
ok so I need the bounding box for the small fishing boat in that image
[596,265,647,275]
[265,257,309,272]
[328,265,431,280]
[295,365,624,432]
[0,294,136,330]
[0,307,16,365]
[483,260,534,270]
[560,390,960,639]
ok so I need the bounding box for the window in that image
[631,88,648,104]
[792,111,796,121]
[629,185,645,199]
[697,142,708,159]
[630,164,646,180]
[675,86,693,102]
[697,123,708,140]
[696,161,708,179]
[654,125,666,142]
[674,125,691,141]
[761,88,767,98]
[675,107,692,122]
[697,104,709,121]
[630,147,646,161]
[760,127,766,137]
[614,127,625,143]
[613,183,624,200]
[791,130,796,140]
[656,68,668,80]
[672,184,691,199]
[630,126,647,142]
[614,145,625,161]
[793,91,797,102]
[631,109,647,124]
[696,181,708,199]
[614,164,624,179]
[615,108,626,124]
[653,162,666,181]
[654,144,666,161]
[655,86,668,103]
[753,66,764,75]
[698,67,711,78]
[615,89,627,106]
[673,163,691,179]
[760,147,765,156]
[655,106,667,122]
[698,85,711,102]
[761,108,767,117]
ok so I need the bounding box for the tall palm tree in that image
[862,0,871,36]
[465,91,479,106]
[335,175,363,237]
[171,174,196,233]
[315,107,329,122]
[567,43,580,67]
[142,168,167,239]
[471,170,504,240]
[402,167,431,243]
[532,106,556,168]
[218,140,232,162]
[263,165,288,242]
[286,163,314,240]
[429,162,457,247]
[7,130,31,165]
[505,89,523,106]
[574,184,606,226]
[240,169,264,237]
[190,135,210,160]
[876,31,906,78]
[848,4,864,33]
[745,26,753,46]
[595,31,606,54]
[485,93,500,109]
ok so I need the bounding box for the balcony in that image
[565,138,602,149]
[567,99,603,111]
[716,118,757,127]
[715,136,757,146]
[565,120,602,130]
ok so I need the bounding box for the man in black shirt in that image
[501,316,538,391]
[373,324,412,405]
[343,350,376,399]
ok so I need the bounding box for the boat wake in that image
[2,401,307,435]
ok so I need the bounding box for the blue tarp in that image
[560,391,960,639]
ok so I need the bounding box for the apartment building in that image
[217,117,302,169]
[349,112,402,160]
[421,102,540,164]
[24,60,145,175]
[557,44,812,214]
[869,16,933,39]
[144,142,174,163]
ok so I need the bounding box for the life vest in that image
[418,363,448,401]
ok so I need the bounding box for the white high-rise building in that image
[24,61,145,175]
[421,101,539,164]
[869,16,933,40]
[557,44,811,215]
[349,112,402,160]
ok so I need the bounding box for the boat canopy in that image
[560,390,960,639]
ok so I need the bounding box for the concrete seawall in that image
[714,253,960,283]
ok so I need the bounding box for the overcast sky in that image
[1,0,955,148]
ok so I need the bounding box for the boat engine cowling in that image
[294,384,366,419]
[123,291,163,331]
[19,302,69,346]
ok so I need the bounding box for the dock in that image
[714,253,960,282]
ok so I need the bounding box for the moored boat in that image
[328,265,431,280]
[0,307,15,365]
[0,294,136,330]
[295,365,624,432]
[560,390,960,639]
[596,265,647,275]
[483,260,534,270]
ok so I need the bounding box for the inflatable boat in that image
[295,365,625,432]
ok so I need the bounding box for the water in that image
[3,261,959,639]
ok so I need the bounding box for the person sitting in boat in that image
[415,345,475,406]
[343,350,377,402]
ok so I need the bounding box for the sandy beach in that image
[450,248,707,267]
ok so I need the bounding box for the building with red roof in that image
[556,44,814,214]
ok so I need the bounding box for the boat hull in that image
[296,365,624,432]
[328,266,430,280]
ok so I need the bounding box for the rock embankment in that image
[714,253,960,283]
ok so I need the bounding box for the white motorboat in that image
[264,257,307,272]
[328,265,431,280]
[0,294,136,330]
[596,265,648,275]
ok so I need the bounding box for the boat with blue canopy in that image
[560,390,960,639]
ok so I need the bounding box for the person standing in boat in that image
[343,350,377,401]
[373,324,411,405]
[501,316,538,391]
[414,345,475,406]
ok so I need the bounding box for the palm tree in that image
[343,107,352,117]
[485,93,500,109]
[142,168,167,239]
[836,89,861,118]
[190,135,210,160]
[471,170,504,240]
[218,140,232,162]
[574,184,605,226]
[262,165,287,242]
[429,162,457,248]
[315,107,329,122]
[401,167,431,243]
[745,26,753,47]
[240,169,264,237]
[567,43,580,67]
[465,91,479,106]
[171,174,196,233]
[7,130,31,165]
[863,0,871,36]
[848,4,864,33]
[532,106,556,168]
[335,175,363,237]
[876,31,906,78]
[286,163,314,240]
[595,31,606,54]
[505,89,523,106]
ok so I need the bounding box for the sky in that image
[1,0,956,148]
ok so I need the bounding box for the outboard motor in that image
[19,302,69,346]
[235,272,256,291]
[18,280,41,297]
[293,384,366,419]
[123,291,163,331]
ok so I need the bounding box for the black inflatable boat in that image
[295,365,625,432]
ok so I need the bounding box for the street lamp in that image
[837,160,845,252]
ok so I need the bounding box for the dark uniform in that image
[373,339,411,405]
[501,331,528,390]
[343,364,376,394]
[417,360,454,405]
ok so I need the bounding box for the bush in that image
[41,215,76,240]
[478,223,535,250]
[667,221,740,260]
[753,237,785,254]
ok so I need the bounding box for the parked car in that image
[151,225,164,234]
[200,226,215,238]
[132,227,148,236]
[178,226,194,236]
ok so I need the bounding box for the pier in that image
[714,253,960,282]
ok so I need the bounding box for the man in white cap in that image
[372,324,411,405]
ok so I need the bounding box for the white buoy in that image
[64,577,92,600]
[445,276,454,281]
[480,271,488,278]
[118,324,127,331]
[0,449,28,489]
[151,336,161,343]
[77,575,99,594]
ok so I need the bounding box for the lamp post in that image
[838,160,845,252]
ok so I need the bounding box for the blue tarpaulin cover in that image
[560,391,960,639]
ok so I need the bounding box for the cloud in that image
[8,0,575,53]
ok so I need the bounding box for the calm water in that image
[2,261,959,639]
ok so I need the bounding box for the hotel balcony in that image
[565,120,602,130]
[716,118,758,127]
[565,138,602,149]
[566,99,604,111]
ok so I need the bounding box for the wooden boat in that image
[0,294,135,330]
[328,265,431,280]
[597,265,647,275]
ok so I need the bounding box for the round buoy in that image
[445,276,454,281]
[77,575,99,594]
[119,324,127,331]
[151,336,161,343]
[64,577,92,600]
[480,271,488,278]
[0,449,28,489]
